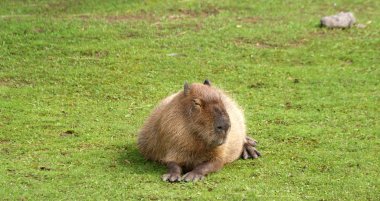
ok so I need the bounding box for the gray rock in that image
[321,12,356,28]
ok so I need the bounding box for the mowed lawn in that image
[0,0,379,200]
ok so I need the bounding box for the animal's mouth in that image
[209,133,227,147]
[215,138,226,146]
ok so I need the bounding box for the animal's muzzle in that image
[215,118,231,135]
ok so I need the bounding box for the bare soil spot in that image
[0,139,11,144]
[7,169,16,173]
[287,76,300,83]
[33,28,45,33]
[266,118,289,126]
[168,7,221,18]
[77,12,156,23]
[106,13,155,23]
[80,50,109,58]
[280,136,320,147]
[0,77,33,88]
[77,142,101,150]
[39,166,51,171]
[60,130,78,137]
[2,148,10,154]
[45,1,68,12]
[158,22,203,32]
[319,164,331,172]
[284,101,302,110]
[234,37,281,49]
[238,16,261,24]
[285,102,293,109]
[248,82,265,89]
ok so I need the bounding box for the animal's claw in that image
[241,136,261,159]
[162,173,182,182]
[182,171,205,182]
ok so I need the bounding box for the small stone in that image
[166,53,186,57]
[320,12,356,28]
[356,24,366,29]
[167,53,179,57]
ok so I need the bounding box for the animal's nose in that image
[216,122,230,133]
[216,126,224,132]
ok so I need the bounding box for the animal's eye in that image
[192,99,202,107]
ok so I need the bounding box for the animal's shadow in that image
[117,141,165,176]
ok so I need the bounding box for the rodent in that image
[137,80,260,182]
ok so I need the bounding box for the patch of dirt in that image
[2,148,10,154]
[235,27,328,49]
[168,6,221,18]
[285,102,293,109]
[284,101,302,110]
[233,37,282,49]
[280,136,320,147]
[105,13,156,23]
[156,21,203,33]
[33,28,45,33]
[159,6,220,22]
[45,1,68,12]
[265,118,289,126]
[287,76,300,84]
[248,82,265,89]
[0,139,11,144]
[76,7,219,37]
[0,77,33,88]
[339,57,354,66]
[78,15,91,20]
[60,130,78,137]
[77,142,102,150]
[255,41,278,48]
[152,20,204,37]
[319,164,331,173]
[60,151,70,156]
[25,173,41,180]
[287,27,347,48]
[76,12,156,23]
[288,37,310,48]
[124,30,141,38]
[7,168,16,173]
[80,50,109,58]
[238,16,261,24]
[165,14,188,20]
[39,166,51,171]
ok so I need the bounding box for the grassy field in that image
[1,0,379,200]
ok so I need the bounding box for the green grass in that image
[0,0,379,200]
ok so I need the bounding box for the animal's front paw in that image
[162,173,182,182]
[241,136,261,159]
[182,171,205,182]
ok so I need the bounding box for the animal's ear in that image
[203,79,211,86]
[184,81,190,96]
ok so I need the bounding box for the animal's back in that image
[137,93,180,161]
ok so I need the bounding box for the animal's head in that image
[181,80,231,148]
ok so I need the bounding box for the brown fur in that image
[137,81,248,179]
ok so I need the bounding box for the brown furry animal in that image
[137,80,260,182]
